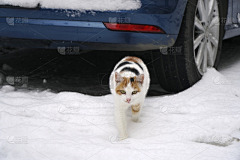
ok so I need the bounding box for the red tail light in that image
[103,23,165,33]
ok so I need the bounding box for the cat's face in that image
[115,72,144,104]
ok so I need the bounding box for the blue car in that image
[0,0,239,92]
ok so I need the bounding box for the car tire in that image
[0,72,5,85]
[152,0,228,92]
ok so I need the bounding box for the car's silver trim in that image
[4,17,106,28]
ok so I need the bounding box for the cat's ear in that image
[115,72,123,84]
[136,74,144,85]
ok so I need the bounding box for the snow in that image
[0,0,142,11]
[0,66,240,160]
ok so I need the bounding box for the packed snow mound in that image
[0,0,142,11]
[0,68,240,160]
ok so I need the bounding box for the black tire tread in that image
[152,0,227,92]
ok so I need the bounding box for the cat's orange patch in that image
[132,104,140,114]
[115,77,130,95]
[124,56,142,64]
[132,77,141,92]
[115,77,141,95]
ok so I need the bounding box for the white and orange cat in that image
[110,56,150,140]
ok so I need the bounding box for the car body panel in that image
[0,0,240,50]
[0,0,187,51]
[226,0,233,25]
[224,0,240,39]
[232,0,240,23]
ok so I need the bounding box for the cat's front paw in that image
[132,117,139,122]
[109,135,128,143]
[119,136,128,141]
[118,133,128,141]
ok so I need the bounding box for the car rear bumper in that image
[0,18,177,51]
[0,0,187,51]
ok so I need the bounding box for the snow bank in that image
[0,68,240,160]
[0,0,142,11]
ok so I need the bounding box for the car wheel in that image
[152,0,227,92]
[0,72,5,85]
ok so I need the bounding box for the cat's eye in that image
[132,91,138,95]
[120,90,126,94]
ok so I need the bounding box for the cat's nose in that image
[126,99,131,103]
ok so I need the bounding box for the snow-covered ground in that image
[0,0,141,11]
[1,49,240,159]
